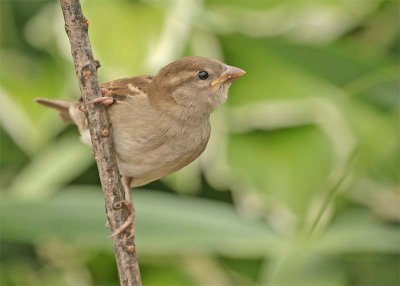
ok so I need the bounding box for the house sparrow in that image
[36,56,245,236]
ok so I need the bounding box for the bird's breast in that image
[111,108,211,186]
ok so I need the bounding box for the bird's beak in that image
[211,65,246,86]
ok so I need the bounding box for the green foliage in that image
[0,0,398,285]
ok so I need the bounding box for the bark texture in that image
[59,1,141,285]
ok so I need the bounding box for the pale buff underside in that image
[71,92,211,188]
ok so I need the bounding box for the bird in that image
[36,56,245,237]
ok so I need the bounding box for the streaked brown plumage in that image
[37,56,245,187]
[36,56,245,236]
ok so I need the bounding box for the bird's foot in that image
[86,87,115,107]
[87,96,115,107]
[109,200,135,239]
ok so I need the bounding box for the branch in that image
[59,1,141,285]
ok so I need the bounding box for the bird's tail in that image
[35,98,89,136]
[35,98,74,122]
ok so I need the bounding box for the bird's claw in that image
[109,200,135,239]
[86,88,115,107]
[87,96,115,107]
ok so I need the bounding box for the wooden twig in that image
[59,1,141,285]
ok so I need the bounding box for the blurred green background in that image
[0,0,399,285]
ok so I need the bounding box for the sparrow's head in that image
[150,56,245,117]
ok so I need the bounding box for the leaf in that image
[205,0,285,10]
[216,33,397,222]
[258,210,399,286]
[316,209,400,254]
[256,39,392,87]
[0,49,71,153]
[261,249,346,286]
[228,126,332,218]
[8,135,93,200]
[0,51,68,122]
[205,1,383,44]
[0,187,281,258]
[82,1,164,75]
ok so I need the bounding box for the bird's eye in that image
[198,71,209,80]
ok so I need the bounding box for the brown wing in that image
[100,76,153,101]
